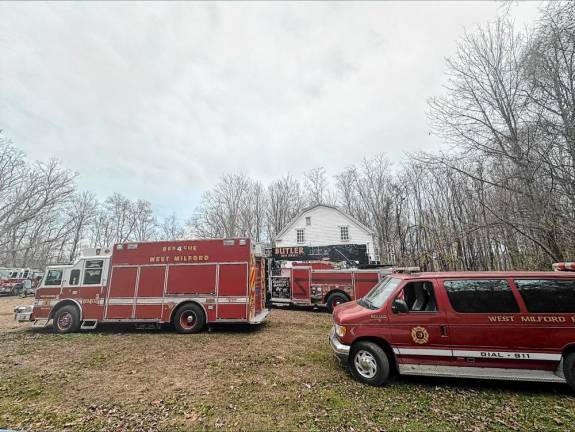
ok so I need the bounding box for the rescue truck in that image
[330,267,575,391]
[14,238,269,333]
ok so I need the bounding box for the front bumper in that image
[14,305,33,322]
[329,326,350,361]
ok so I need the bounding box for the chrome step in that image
[80,320,98,330]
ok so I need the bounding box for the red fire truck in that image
[269,261,388,312]
[14,238,269,333]
[330,267,575,390]
[1,268,43,296]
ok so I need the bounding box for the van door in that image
[442,278,544,369]
[385,279,452,367]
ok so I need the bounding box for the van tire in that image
[349,341,390,386]
[53,305,81,334]
[173,304,206,334]
[564,352,575,392]
[326,292,349,313]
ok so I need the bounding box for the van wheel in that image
[53,305,81,334]
[174,304,206,334]
[326,292,349,313]
[349,341,390,386]
[564,353,575,392]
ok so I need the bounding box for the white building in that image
[274,204,378,263]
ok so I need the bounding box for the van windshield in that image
[358,277,402,310]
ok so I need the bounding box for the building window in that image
[296,228,305,244]
[340,226,349,242]
[306,216,311,226]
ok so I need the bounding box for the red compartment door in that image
[217,263,248,320]
[292,267,311,303]
[106,266,138,319]
[134,265,165,320]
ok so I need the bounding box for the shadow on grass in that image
[19,320,269,336]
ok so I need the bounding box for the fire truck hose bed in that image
[0,296,574,431]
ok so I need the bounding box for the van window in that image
[515,279,575,313]
[83,260,103,285]
[45,269,63,286]
[69,269,81,285]
[444,279,519,313]
[397,281,437,312]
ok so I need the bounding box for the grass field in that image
[1,296,574,431]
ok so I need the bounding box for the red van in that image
[330,270,575,390]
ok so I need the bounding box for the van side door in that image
[385,279,452,366]
[442,278,552,368]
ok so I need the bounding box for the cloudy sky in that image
[0,1,542,217]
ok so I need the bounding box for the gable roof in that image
[274,204,374,239]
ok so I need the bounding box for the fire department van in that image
[270,261,385,312]
[330,269,575,391]
[14,238,269,333]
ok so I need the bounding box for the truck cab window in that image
[397,281,437,312]
[69,269,80,285]
[83,260,103,285]
[45,269,63,286]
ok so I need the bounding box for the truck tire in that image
[53,305,81,334]
[326,292,349,313]
[349,341,390,386]
[11,284,22,296]
[564,352,575,392]
[174,303,206,334]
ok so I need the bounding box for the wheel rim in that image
[57,312,73,331]
[179,311,197,330]
[354,350,378,379]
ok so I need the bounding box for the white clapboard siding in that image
[274,205,377,262]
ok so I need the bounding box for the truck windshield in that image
[358,277,402,310]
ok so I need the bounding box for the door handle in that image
[440,325,448,337]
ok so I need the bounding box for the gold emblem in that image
[411,326,429,344]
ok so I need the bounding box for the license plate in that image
[16,313,30,321]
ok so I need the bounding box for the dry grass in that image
[0,296,574,431]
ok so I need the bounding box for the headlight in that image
[335,324,347,338]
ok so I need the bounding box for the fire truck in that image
[269,260,393,312]
[1,268,43,296]
[14,238,269,333]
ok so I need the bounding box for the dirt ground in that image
[1,296,574,432]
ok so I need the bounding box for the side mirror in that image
[392,298,409,314]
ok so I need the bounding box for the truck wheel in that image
[53,305,81,334]
[349,341,390,386]
[326,292,349,313]
[564,352,575,392]
[174,304,206,334]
